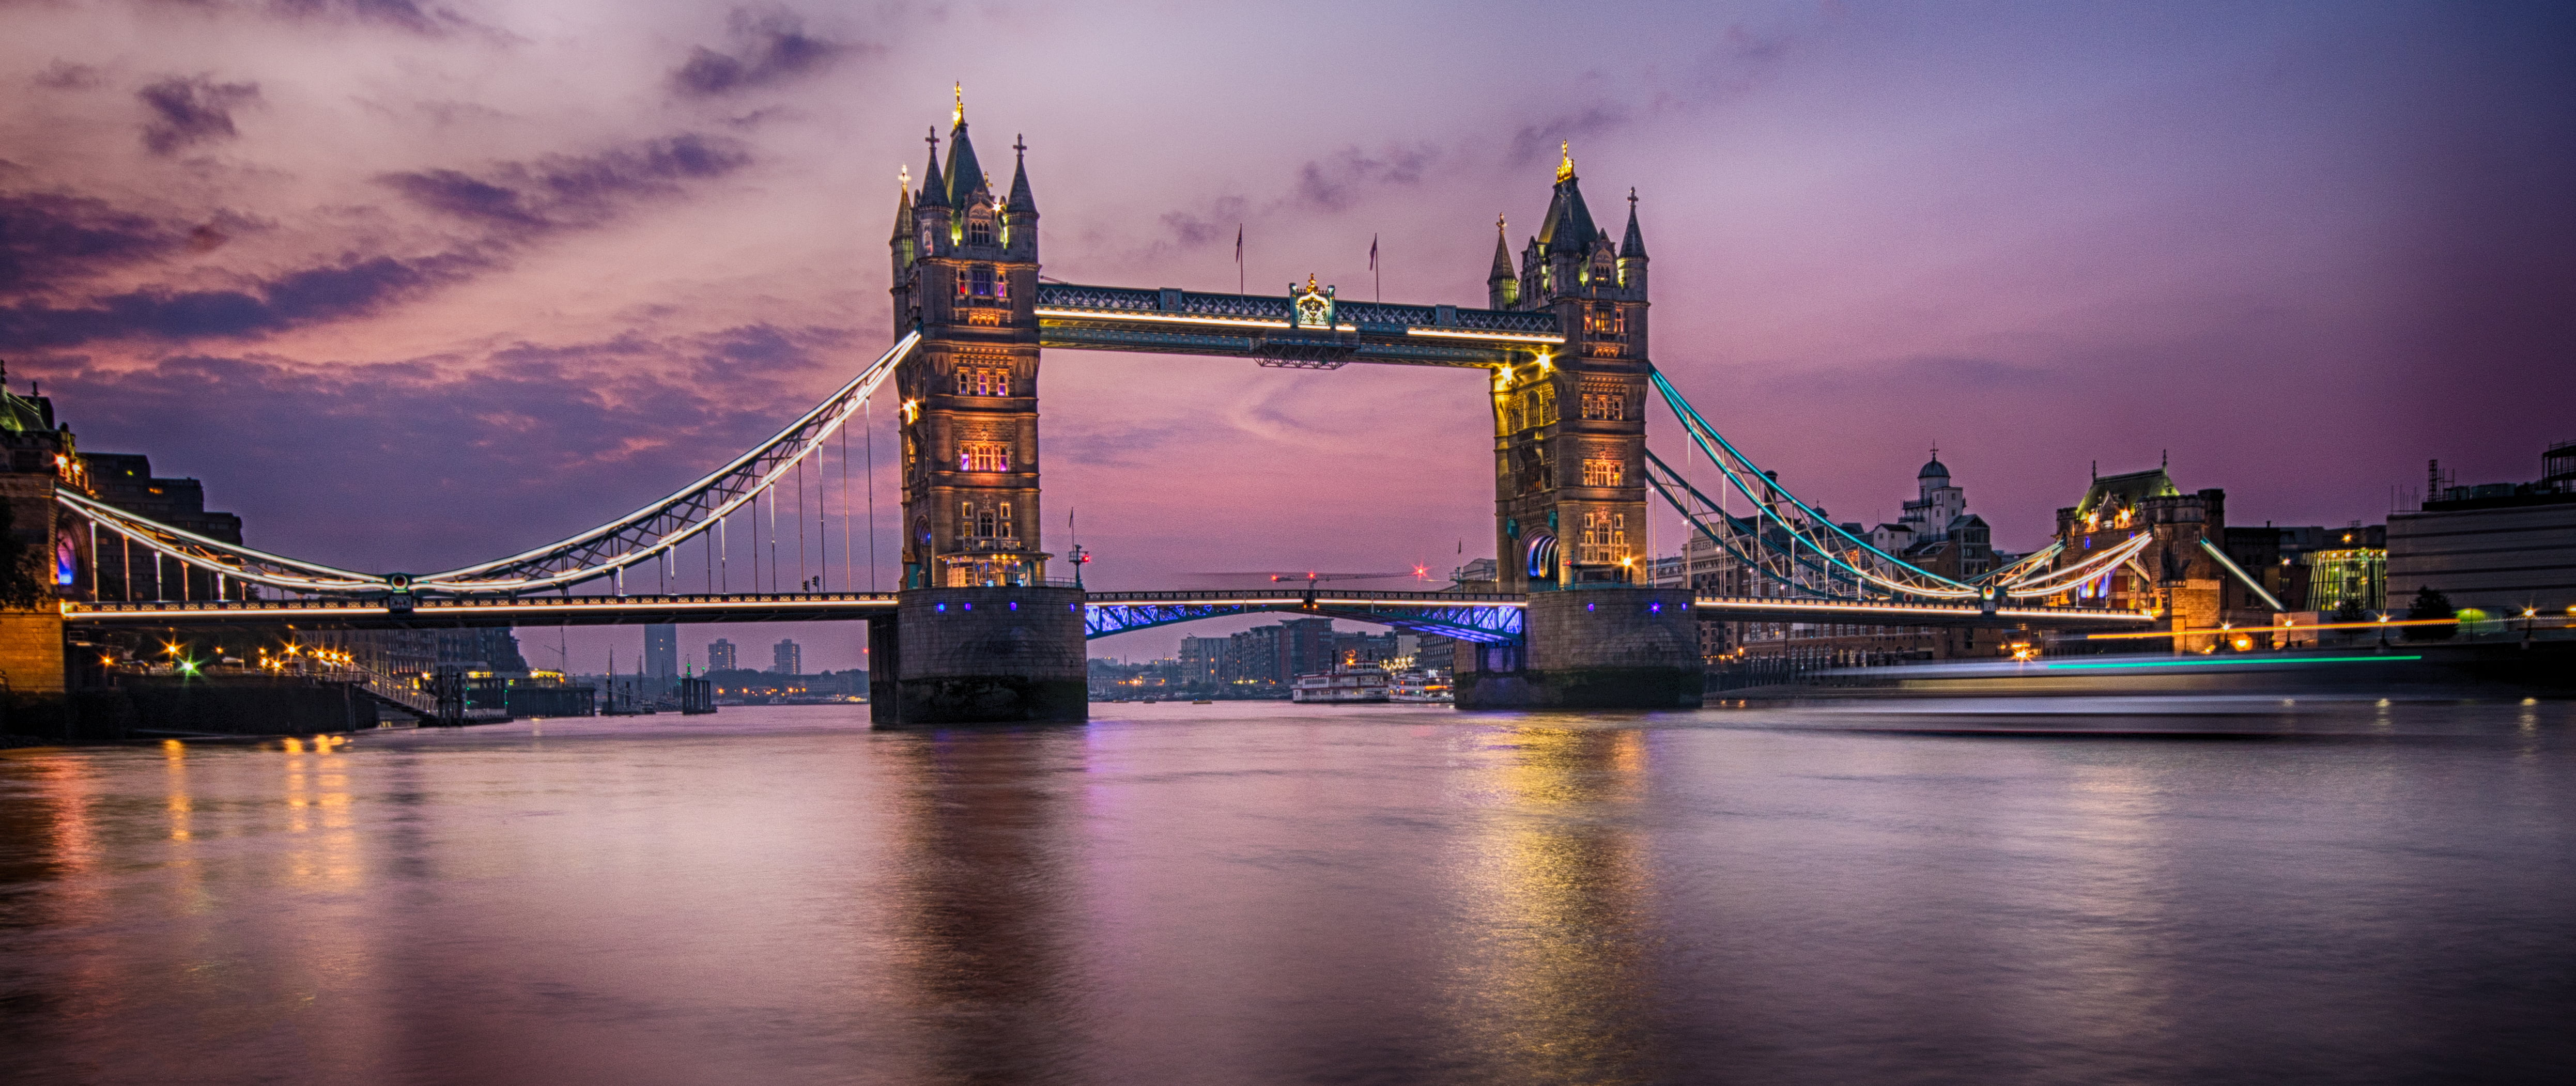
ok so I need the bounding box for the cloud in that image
[379,133,754,235]
[1293,144,1438,212]
[0,193,183,293]
[0,251,485,349]
[1506,105,1629,167]
[32,61,103,91]
[137,75,261,155]
[1159,196,1250,250]
[670,8,856,98]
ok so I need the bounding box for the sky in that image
[4,0,2571,668]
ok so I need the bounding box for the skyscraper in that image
[644,624,678,681]
[770,639,801,676]
[707,638,737,671]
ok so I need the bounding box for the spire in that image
[943,110,985,210]
[1535,142,1597,256]
[1006,134,1037,214]
[1619,187,1647,259]
[890,166,914,242]
[952,82,964,127]
[1488,213,1513,281]
[919,127,943,204]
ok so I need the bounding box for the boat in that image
[1389,670,1454,704]
[1290,669,1391,704]
[1192,700,1213,705]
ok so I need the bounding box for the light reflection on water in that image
[2,700,2571,1084]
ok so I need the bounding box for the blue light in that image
[935,602,947,613]
[1649,602,1661,613]
[1009,601,1017,611]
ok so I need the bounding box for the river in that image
[3,699,2571,1084]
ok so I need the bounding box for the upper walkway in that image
[1036,283,1560,368]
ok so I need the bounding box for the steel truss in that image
[63,332,923,599]
[1647,368,2156,604]
[1083,591,1524,643]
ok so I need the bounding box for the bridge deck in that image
[65,590,2155,634]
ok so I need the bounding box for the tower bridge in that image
[17,92,2163,728]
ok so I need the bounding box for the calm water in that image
[3,699,2572,1084]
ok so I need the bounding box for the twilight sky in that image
[4,0,2571,667]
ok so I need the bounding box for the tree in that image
[2402,586,2455,641]
[0,494,50,611]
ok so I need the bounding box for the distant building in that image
[2389,442,2576,617]
[770,639,802,675]
[80,451,246,601]
[1178,636,1224,686]
[707,638,737,671]
[644,624,678,681]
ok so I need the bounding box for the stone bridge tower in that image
[1459,144,1700,710]
[1489,143,1653,593]
[875,89,1084,727]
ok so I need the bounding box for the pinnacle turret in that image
[918,128,944,206]
[1619,188,1647,259]
[1006,134,1037,214]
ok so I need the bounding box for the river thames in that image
[3,699,2570,1084]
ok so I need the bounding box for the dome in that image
[1917,456,1949,480]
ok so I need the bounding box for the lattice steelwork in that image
[63,332,923,599]
[1082,590,1524,643]
[1648,368,2155,603]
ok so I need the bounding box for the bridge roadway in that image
[61,589,2157,637]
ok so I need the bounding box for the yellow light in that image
[1555,139,1575,183]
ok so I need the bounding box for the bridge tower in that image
[874,90,1085,726]
[1459,144,1700,709]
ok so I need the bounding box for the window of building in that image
[955,268,971,299]
[955,366,1009,396]
[1578,511,1627,565]
[1585,303,1624,339]
[960,500,1014,540]
[968,214,994,246]
[1582,457,1624,487]
[959,441,1010,473]
[1580,391,1625,421]
[970,265,995,299]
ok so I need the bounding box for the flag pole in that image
[1370,232,1380,302]
[1235,224,1245,295]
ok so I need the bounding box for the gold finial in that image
[1305,273,1319,292]
[899,165,909,190]
[1497,212,1506,234]
[1555,140,1575,183]
[952,82,964,126]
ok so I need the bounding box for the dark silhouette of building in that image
[644,624,678,682]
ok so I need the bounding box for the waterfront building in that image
[770,639,803,676]
[707,638,738,672]
[2389,441,2576,617]
[645,624,678,682]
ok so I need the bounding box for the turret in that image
[1004,134,1039,261]
[1486,214,1517,308]
[1616,188,1648,294]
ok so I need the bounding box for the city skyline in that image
[5,2,2569,663]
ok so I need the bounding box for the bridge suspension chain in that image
[60,331,923,598]
[1646,368,2155,603]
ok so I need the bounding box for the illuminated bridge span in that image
[35,94,2164,723]
[61,592,2154,635]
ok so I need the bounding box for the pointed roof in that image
[1919,455,1948,480]
[1620,188,1647,259]
[2073,468,2181,518]
[943,119,986,209]
[890,167,914,242]
[1488,214,1514,281]
[1535,141,1599,255]
[918,128,944,207]
[1006,134,1036,214]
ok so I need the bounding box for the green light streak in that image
[2043,655,2421,671]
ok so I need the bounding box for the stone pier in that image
[871,585,1087,727]
[1455,587,1702,710]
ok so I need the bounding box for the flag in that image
[1234,225,1243,266]
[1368,234,1378,271]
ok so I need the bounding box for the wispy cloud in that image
[669,8,860,98]
[137,75,261,156]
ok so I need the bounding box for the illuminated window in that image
[1580,392,1625,421]
[971,265,995,299]
[955,366,1009,396]
[1578,511,1627,565]
[1535,385,1557,425]
[1586,303,1624,339]
[959,500,1015,540]
[955,268,971,298]
[960,442,1010,473]
[968,215,994,246]
[1581,458,1624,487]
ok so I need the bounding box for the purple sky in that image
[5,1,2570,666]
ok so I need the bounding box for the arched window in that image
[968,214,994,246]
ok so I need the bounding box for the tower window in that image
[1586,304,1624,339]
[959,441,1010,473]
[1578,511,1627,565]
[970,265,995,299]
[1580,392,1626,421]
[956,366,1010,396]
[1581,458,1624,487]
[968,215,994,246]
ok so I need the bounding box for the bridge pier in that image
[871,586,1087,728]
[1455,587,1701,710]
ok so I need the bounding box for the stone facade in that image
[1489,145,1653,593]
[890,97,1048,590]
[872,585,1086,726]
